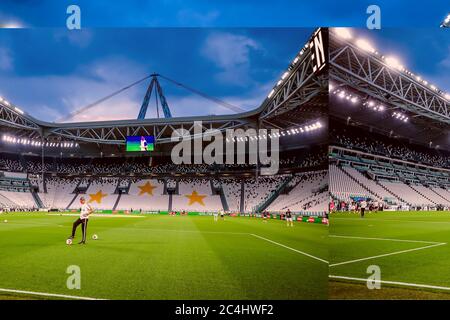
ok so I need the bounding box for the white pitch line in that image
[250,233,329,264]
[330,242,446,267]
[0,287,105,300]
[329,275,450,292]
[330,234,442,245]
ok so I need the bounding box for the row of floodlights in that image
[332,28,450,102]
[0,97,25,114]
[225,122,323,143]
[330,83,408,122]
[331,86,384,111]
[267,40,306,99]
[392,112,409,122]
[2,135,79,148]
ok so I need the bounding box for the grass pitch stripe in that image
[330,234,442,244]
[0,288,105,300]
[329,275,450,292]
[330,242,446,267]
[250,234,328,264]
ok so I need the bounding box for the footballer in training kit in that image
[286,209,293,227]
[68,197,93,244]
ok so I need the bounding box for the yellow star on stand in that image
[88,190,107,204]
[138,182,157,196]
[185,190,207,206]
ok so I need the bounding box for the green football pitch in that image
[0,213,328,300]
[330,211,450,299]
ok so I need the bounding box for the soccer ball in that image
[66,238,73,245]
[3,220,7,223]
[92,234,98,240]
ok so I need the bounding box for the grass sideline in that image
[330,211,450,299]
[0,212,327,300]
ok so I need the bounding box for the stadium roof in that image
[330,28,450,123]
[329,28,450,151]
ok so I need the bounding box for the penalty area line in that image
[0,287,106,300]
[330,234,442,244]
[330,242,446,267]
[329,275,450,292]
[250,233,329,264]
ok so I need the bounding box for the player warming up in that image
[68,197,93,244]
[285,209,293,227]
[360,199,367,218]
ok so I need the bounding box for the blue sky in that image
[0,28,311,121]
[0,0,448,27]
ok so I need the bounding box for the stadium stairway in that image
[408,184,437,205]
[343,166,406,204]
[214,182,229,212]
[31,190,44,208]
[377,182,409,205]
[338,166,383,202]
[0,192,17,207]
[168,193,173,212]
[255,176,292,213]
[431,188,450,204]
[64,178,89,210]
[66,192,79,210]
[113,193,122,211]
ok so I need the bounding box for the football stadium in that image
[328,28,450,299]
[0,28,328,299]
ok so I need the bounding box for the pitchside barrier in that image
[65,209,328,224]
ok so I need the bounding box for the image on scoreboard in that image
[126,135,155,152]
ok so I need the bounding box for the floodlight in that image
[441,13,450,27]
[2,21,23,28]
[334,28,352,39]
[385,56,404,71]
[14,107,24,114]
[355,39,375,53]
